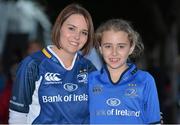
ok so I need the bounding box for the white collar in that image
[47,45,77,70]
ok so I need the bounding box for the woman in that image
[9,3,96,124]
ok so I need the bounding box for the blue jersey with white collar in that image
[89,63,161,124]
[9,46,96,124]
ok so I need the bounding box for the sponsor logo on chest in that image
[41,71,88,103]
[95,97,140,117]
[42,93,88,103]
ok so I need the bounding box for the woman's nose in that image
[74,32,80,40]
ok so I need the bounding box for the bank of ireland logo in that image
[64,83,78,92]
[106,98,121,107]
[45,72,61,81]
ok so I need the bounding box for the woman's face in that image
[59,14,88,55]
[100,30,134,71]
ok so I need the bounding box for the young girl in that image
[89,19,161,124]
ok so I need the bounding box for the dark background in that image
[42,0,180,51]
[0,0,180,124]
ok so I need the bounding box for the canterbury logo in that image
[45,72,61,81]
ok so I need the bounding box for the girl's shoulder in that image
[135,69,155,82]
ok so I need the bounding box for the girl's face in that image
[100,30,134,71]
[59,14,88,55]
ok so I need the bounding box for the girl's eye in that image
[118,45,125,49]
[104,45,111,49]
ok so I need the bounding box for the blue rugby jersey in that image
[89,63,161,124]
[9,45,96,124]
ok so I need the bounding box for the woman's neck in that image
[52,46,75,68]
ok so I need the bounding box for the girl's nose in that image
[112,47,118,56]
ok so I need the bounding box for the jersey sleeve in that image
[143,72,161,124]
[9,56,39,113]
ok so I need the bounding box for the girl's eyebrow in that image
[102,42,112,45]
[102,42,127,45]
[117,43,128,45]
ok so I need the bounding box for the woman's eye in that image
[68,27,75,31]
[82,31,88,36]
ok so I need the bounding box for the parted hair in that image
[51,3,94,55]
